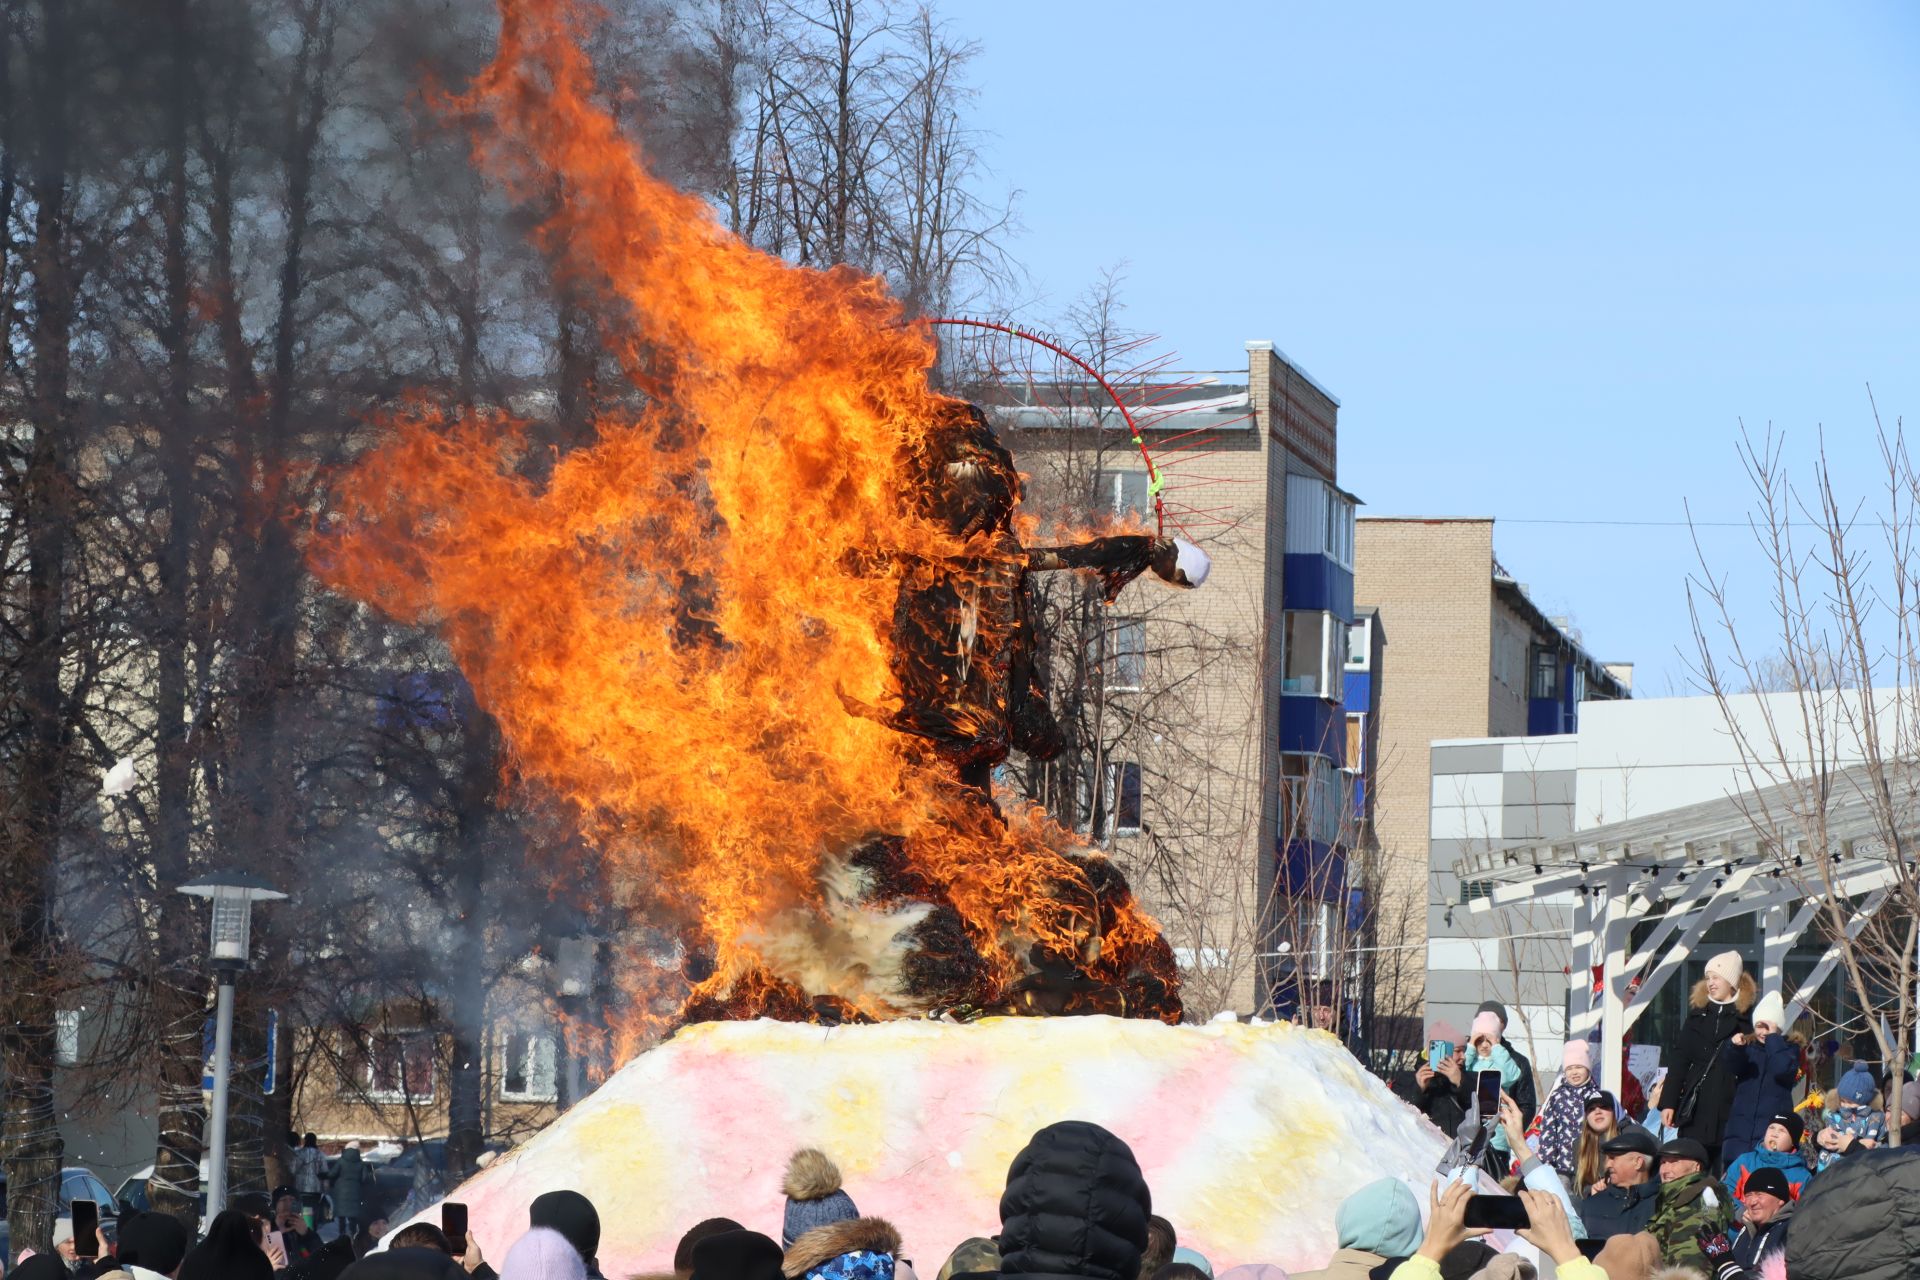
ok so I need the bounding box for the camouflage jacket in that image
[1648,1171,1733,1269]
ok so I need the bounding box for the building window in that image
[55,1010,79,1066]
[1280,754,1341,846]
[1530,645,1562,700]
[1114,762,1143,834]
[1283,611,1344,698]
[1095,471,1152,519]
[1079,759,1144,838]
[1344,713,1364,774]
[1459,880,1495,905]
[1096,619,1146,693]
[366,1031,435,1103]
[500,1030,559,1102]
[1326,494,1355,569]
[1345,616,1371,671]
[1284,474,1355,568]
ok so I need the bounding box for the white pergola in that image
[1455,764,1907,1096]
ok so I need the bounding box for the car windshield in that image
[116,1177,151,1214]
[60,1171,118,1213]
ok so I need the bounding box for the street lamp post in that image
[177,871,286,1216]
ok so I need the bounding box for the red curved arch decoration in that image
[923,316,1166,537]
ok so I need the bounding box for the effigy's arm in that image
[1027,535,1208,603]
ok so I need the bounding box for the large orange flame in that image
[315,0,1177,1047]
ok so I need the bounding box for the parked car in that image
[113,1160,210,1219]
[358,1140,504,1217]
[363,1140,448,1216]
[0,1165,122,1261]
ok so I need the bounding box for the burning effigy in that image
[338,6,1457,1270]
[315,0,1203,1036]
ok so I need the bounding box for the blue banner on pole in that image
[202,1007,278,1093]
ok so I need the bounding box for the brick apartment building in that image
[979,341,1377,1028]
[1353,517,1629,1045]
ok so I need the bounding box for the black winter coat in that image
[1722,1034,1799,1153]
[1393,1070,1468,1137]
[999,1121,1151,1280]
[1575,1179,1658,1240]
[1730,1201,1792,1275]
[1785,1148,1920,1280]
[1664,999,1752,1151]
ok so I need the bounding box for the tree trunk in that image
[220,0,334,1200]
[2,0,75,1260]
[444,707,502,1182]
[148,0,209,1227]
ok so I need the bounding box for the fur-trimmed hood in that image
[785,1148,846,1201]
[1689,972,1756,1011]
[782,1218,903,1279]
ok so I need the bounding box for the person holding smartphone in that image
[1391,1183,1605,1280]
[1406,1029,1467,1137]
[273,1190,323,1266]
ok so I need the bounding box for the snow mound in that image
[410,1016,1445,1273]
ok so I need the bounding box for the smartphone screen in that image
[72,1200,99,1258]
[443,1201,469,1256]
[1476,1069,1502,1117]
[1428,1039,1453,1071]
[1463,1194,1532,1231]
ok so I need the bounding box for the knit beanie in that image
[1470,1011,1504,1044]
[118,1210,193,1275]
[1705,951,1744,987]
[937,1237,1001,1280]
[1561,1040,1592,1071]
[693,1230,787,1280]
[1903,1079,1920,1123]
[1837,1063,1876,1106]
[1475,1001,1509,1031]
[529,1190,601,1267]
[501,1227,590,1280]
[1752,991,1787,1029]
[782,1149,861,1249]
[1766,1111,1804,1145]
[1335,1178,1423,1259]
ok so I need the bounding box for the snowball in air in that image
[102,757,137,796]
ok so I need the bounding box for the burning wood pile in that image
[315,0,1208,1042]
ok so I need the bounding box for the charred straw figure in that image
[687,401,1200,1027]
[888,400,1207,789]
[882,401,1199,1022]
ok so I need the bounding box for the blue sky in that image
[951,2,1920,693]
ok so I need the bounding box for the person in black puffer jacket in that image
[999,1121,1151,1280]
[1658,951,1754,1161]
[1782,1147,1920,1280]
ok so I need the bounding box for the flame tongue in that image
[315,0,1179,1044]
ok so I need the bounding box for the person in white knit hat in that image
[1655,950,1755,1169]
[1719,989,1802,1165]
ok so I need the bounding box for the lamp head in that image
[178,871,287,970]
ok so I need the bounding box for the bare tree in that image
[1689,418,1920,1144]
[708,0,1013,314]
